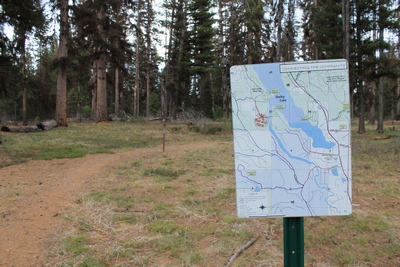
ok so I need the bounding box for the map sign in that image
[230,60,352,218]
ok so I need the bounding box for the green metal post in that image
[284,217,304,267]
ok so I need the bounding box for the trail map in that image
[230,60,352,218]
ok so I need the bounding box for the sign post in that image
[284,217,304,267]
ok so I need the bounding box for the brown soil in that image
[0,142,210,267]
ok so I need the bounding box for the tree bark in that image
[134,0,142,119]
[96,4,108,122]
[145,0,153,119]
[397,0,400,119]
[377,77,385,133]
[369,82,376,124]
[356,2,365,134]
[276,0,284,61]
[342,0,352,117]
[376,1,385,134]
[163,0,176,121]
[55,0,69,127]
[21,37,27,126]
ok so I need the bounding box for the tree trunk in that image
[377,77,385,133]
[276,0,284,61]
[369,82,376,124]
[397,0,400,119]
[114,63,119,115]
[218,0,230,118]
[20,37,27,126]
[55,0,69,127]
[114,0,122,116]
[342,0,352,117]
[145,0,153,119]
[134,0,142,119]
[96,5,108,122]
[376,3,385,134]
[163,0,176,121]
[356,2,365,134]
[369,0,377,125]
[314,0,318,60]
[91,60,97,119]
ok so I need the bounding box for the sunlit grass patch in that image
[62,234,90,256]
[144,167,186,182]
[88,189,135,209]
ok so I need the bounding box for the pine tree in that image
[55,0,69,126]
[1,0,45,124]
[244,0,264,64]
[189,0,216,118]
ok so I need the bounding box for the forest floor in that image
[0,121,399,267]
[0,146,149,266]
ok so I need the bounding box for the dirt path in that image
[0,142,211,267]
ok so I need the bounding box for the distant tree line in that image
[0,0,399,133]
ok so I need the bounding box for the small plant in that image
[144,167,186,181]
[62,234,90,256]
[147,221,182,235]
[89,189,135,209]
[170,126,181,132]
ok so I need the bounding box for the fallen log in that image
[40,121,58,130]
[1,125,43,133]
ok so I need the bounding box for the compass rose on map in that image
[259,204,266,211]
[254,113,267,128]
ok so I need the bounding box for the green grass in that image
[0,122,162,167]
[3,120,399,266]
[144,167,186,182]
[62,234,90,255]
[88,189,135,209]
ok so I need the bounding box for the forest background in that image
[0,0,399,133]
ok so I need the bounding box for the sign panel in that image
[230,60,351,218]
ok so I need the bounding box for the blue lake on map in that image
[252,64,336,150]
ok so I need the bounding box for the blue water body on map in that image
[342,177,347,183]
[268,123,315,166]
[332,168,339,176]
[252,64,335,150]
[254,186,261,192]
[290,122,336,149]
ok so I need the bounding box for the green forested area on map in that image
[0,0,399,132]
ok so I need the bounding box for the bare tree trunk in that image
[163,0,176,121]
[369,82,376,124]
[276,0,284,61]
[342,0,352,117]
[376,2,385,134]
[356,3,365,134]
[377,77,385,133]
[96,4,108,122]
[145,0,153,119]
[20,37,28,126]
[91,61,97,119]
[286,1,295,62]
[55,0,69,127]
[397,0,400,119]
[218,0,229,118]
[21,45,28,126]
[314,0,318,60]
[114,62,119,115]
[134,0,142,119]
[368,0,377,125]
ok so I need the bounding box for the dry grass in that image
[26,121,400,266]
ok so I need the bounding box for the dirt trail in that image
[0,141,216,267]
